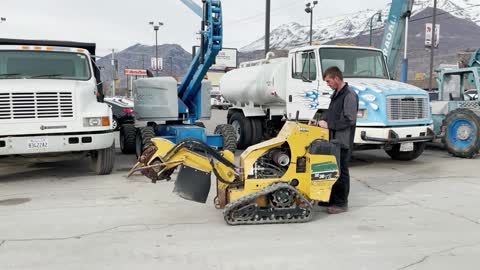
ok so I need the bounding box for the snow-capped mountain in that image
[241,0,480,51]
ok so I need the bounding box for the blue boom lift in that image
[119,0,236,157]
[380,0,414,82]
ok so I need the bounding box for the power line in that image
[410,3,480,22]
[345,2,480,42]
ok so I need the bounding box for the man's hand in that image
[318,120,328,129]
[308,119,318,126]
[308,119,328,129]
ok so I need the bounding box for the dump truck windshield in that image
[319,48,389,79]
[0,50,91,80]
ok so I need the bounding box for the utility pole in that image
[111,49,115,97]
[149,21,164,76]
[265,0,270,57]
[428,0,437,91]
[305,1,318,46]
[125,65,129,95]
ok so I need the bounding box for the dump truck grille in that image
[0,92,73,120]
[387,96,429,121]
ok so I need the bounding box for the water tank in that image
[220,58,288,106]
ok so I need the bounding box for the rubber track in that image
[223,182,313,225]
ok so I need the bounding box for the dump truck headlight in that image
[84,117,110,127]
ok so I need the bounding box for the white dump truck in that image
[0,39,115,174]
[220,45,435,161]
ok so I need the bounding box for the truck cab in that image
[222,45,435,160]
[0,39,115,175]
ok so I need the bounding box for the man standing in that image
[310,66,358,214]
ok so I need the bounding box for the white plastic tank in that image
[220,57,288,106]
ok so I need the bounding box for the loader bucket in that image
[173,165,211,203]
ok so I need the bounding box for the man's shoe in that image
[318,201,331,207]
[326,205,348,214]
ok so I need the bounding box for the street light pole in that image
[305,1,318,46]
[265,0,271,57]
[111,49,116,97]
[369,11,382,47]
[428,0,437,91]
[149,21,164,76]
[155,26,158,76]
[309,8,313,45]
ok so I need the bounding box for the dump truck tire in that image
[385,142,426,161]
[250,118,264,145]
[228,112,253,149]
[92,143,115,175]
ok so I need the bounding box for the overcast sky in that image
[1,0,389,56]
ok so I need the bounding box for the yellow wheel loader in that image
[128,120,341,225]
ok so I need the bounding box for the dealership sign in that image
[124,69,148,76]
[193,46,238,69]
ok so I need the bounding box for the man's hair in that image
[323,66,343,81]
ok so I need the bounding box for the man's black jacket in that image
[321,83,359,149]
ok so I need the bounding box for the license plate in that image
[28,138,48,149]
[400,142,414,152]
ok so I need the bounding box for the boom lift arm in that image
[177,0,223,122]
[380,0,414,81]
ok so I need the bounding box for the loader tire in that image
[214,124,237,153]
[92,143,115,175]
[136,126,156,158]
[441,109,480,158]
[228,112,253,149]
[385,142,426,161]
[120,124,136,154]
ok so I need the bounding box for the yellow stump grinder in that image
[128,120,341,225]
